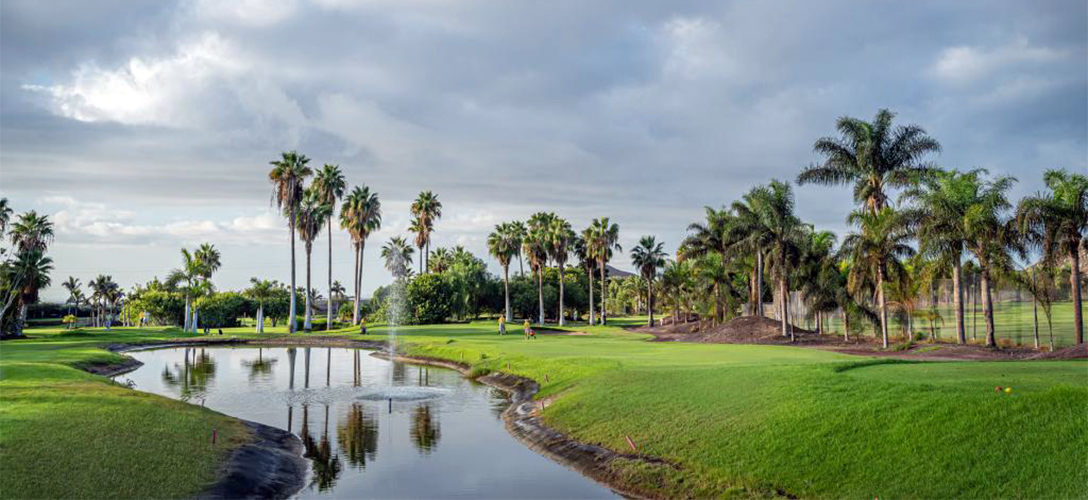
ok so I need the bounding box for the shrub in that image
[62,314,78,329]
[194,292,249,328]
[407,274,455,324]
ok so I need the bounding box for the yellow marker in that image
[1004,387,1013,394]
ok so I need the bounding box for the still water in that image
[119,346,616,499]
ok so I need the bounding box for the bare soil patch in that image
[1029,343,1088,360]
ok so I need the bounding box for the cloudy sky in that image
[2,0,1085,301]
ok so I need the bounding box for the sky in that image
[1,0,1085,302]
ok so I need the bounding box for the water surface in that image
[120,346,616,499]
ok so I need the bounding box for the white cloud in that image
[931,37,1064,86]
[189,0,299,26]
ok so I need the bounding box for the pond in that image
[118,346,618,499]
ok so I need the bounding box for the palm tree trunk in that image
[843,308,850,342]
[588,269,595,325]
[327,219,333,331]
[184,296,191,332]
[305,244,313,331]
[418,245,424,275]
[952,258,966,344]
[537,268,545,324]
[257,304,264,333]
[1071,247,1083,345]
[426,241,431,274]
[714,281,723,322]
[982,269,997,347]
[503,265,511,322]
[647,278,653,327]
[356,241,366,325]
[289,214,298,334]
[878,269,889,348]
[599,260,607,325]
[352,242,360,325]
[558,264,565,326]
[756,250,764,317]
[779,276,788,338]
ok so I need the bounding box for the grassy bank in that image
[2,320,1085,499]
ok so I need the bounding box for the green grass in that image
[2,320,1085,499]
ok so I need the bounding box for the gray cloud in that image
[1,0,1084,301]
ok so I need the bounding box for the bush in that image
[194,292,249,328]
[62,314,78,328]
[124,290,185,326]
[408,274,455,324]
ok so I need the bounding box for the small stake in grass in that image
[211,428,218,445]
[625,436,638,453]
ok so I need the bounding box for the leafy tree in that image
[1016,168,1087,344]
[407,273,454,324]
[269,150,313,333]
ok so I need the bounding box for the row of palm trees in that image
[61,275,126,328]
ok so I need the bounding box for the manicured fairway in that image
[1,320,1085,499]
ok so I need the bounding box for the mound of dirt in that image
[1030,343,1088,360]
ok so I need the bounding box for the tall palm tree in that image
[409,216,429,275]
[62,277,81,316]
[3,249,52,336]
[574,230,599,325]
[547,217,575,325]
[796,230,837,334]
[487,223,518,321]
[523,227,550,324]
[1016,169,1087,345]
[510,220,527,277]
[901,168,984,344]
[381,236,414,280]
[961,174,1019,347]
[682,207,737,321]
[587,217,621,325]
[313,164,346,330]
[330,280,346,321]
[631,236,667,327]
[410,191,442,272]
[269,150,313,333]
[245,278,277,333]
[9,211,54,253]
[167,248,206,332]
[297,189,332,331]
[841,207,915,348]
[750,181,809,340]
[799,109,941,214]
[732,190,775,317]
[0,198,12,240]
[340,185,382,325]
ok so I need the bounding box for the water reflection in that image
[409,404,441,454]
[299,404,343,491]
[160,347,217,401]
[338,403,379,469]
[120,347,616,499]
[241,348,277,381]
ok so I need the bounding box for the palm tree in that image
[410,191,442,272]
[799,108,941,214]
[732,190,775,317]
[2,249,53,336]
[381,236,414,280]
[62,277,81,316]
[1016,169,1087,345]
[631,236,667,326]
[841,207,915,348]
[297,189,332,331]
[269,150,313,333]
[313,164,346,330]
[330,280,346,321]
[340,185,382,325]
[523,216,552,324]
[682,207,738,322]
[487,223,518,321]
[245,278,277,333]
[796,230,837,334]
[901,169,982,344]
[587,217,621,325]
[409,216,429,275]
[961,174,1019,347]
[9,211,54,253]
[750,181,809,340]
[510,221,527,277]
[166,248,206,332]
[429,247,452,273]
[0,198,12,240]
[547,217,575,325]
[574,230,599,325]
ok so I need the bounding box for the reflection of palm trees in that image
[161,348,217,400]
[241,348,277,380]
[288,348,297,389]
[300,404,342,491]
[304,347,312,389]
[352,351,361,387]
[409,404,441,454]
[338,403,378,469]
[392,361,406,383]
